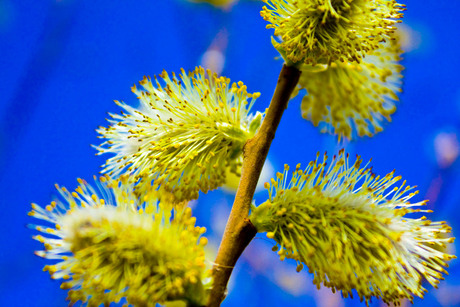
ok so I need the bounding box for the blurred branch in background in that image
[200,28,228,75]
[426,129,460,210]
[187,0,239,10]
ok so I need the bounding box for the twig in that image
[207,64,301,307]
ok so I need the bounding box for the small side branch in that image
[207,64,301,307]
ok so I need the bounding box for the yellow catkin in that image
[296,40,404,140]
[95,67,264,201]
[250,150,455,306]
[261,0,405,65]
[29,177,210,306]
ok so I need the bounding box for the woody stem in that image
[206,64,301,307]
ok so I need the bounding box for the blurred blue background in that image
[0,0,459,306]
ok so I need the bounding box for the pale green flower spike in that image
[250,150,456,306]
[95,67,263,201]
[29,175,210,307]
[261,0,405,65]
[297,40,403,140]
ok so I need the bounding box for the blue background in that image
[0,0,459,306]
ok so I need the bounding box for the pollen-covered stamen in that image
[251,150,455,306]
[95,67,263,201]
[29,177,210,307]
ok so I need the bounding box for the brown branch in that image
[206,64,301,307]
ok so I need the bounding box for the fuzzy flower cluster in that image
[29,176,210,307]
[250,150,455,305]
[261,0,405,65]
[297,40,403,140]
[96,67,263,201]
